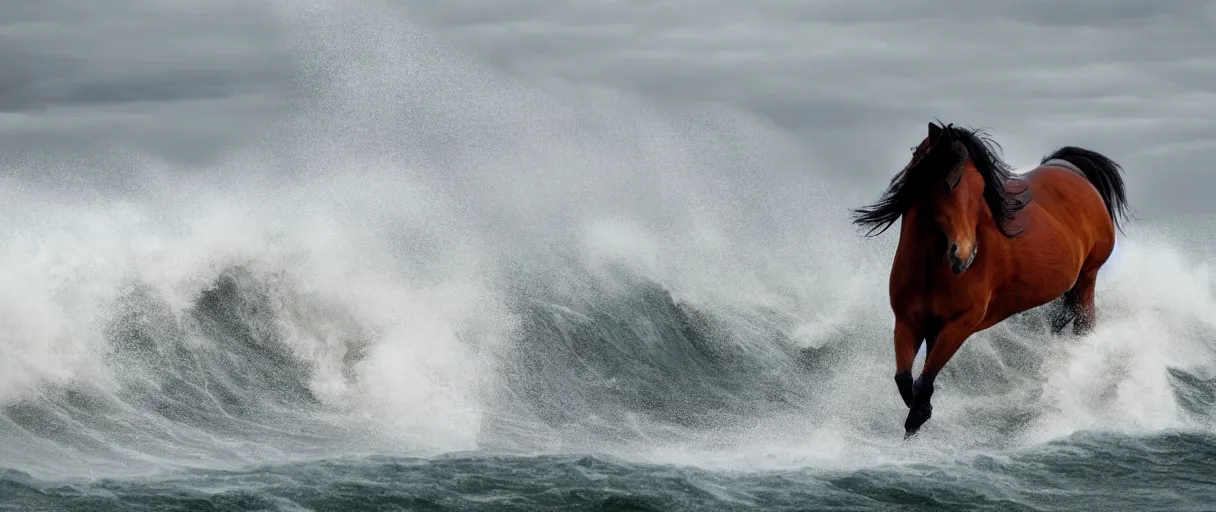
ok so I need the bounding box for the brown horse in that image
[851,121,1130,438]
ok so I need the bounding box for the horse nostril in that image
[950,243,958,256]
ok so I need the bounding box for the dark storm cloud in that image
[396,0,1216,218]
[0,0,294,170]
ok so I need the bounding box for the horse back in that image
[1021,164,1117,259]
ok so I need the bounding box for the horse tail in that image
[1041,146,1131,232]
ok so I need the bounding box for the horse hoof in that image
[904,403,932,437]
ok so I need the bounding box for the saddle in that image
[1000,175,1032,235]
[999,159,1082,235]
[1041,158,1085,176]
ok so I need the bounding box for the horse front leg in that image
[905,318,979,438]
[892,321,922,408]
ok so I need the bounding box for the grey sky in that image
[0,0,293,179]
[1,0,1213,218]
[395,0,1216,219]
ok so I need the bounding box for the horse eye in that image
[910,146,917,153]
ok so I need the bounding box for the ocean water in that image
[4,2,1216,511]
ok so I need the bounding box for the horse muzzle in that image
[948,243,977,274]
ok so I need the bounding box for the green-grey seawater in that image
[5,432,1215,511]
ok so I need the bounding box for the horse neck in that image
[896,204,949,262]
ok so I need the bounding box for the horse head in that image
[912,122,984,274]
[853,122,1030,275]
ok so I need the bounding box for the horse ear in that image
[928,122,942,141]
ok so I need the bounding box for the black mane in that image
[851,125,1029,237]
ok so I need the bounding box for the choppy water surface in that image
[6,432,1216,511]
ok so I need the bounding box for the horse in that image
[851,121,1130,438]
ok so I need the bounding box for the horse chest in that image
[888,259,978,322]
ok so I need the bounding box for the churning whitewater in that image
[3,2,1216,510]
